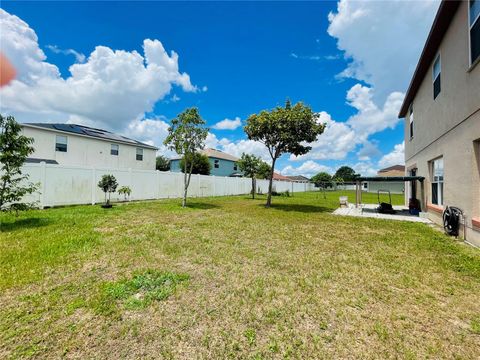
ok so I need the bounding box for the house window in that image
[214,159,219,168]
[136,148,143,161]
[409,104,414,139]
[431,157,444,205]
[470,0,480,65]
[111,144,119,156]
[233,163,238,171]
[433,54,441,99]
[55,135,67,152]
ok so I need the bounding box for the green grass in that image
[1,191,479,359]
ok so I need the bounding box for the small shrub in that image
[97,174,118,207]
[118,186,132,201]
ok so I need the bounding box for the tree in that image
[244,100,325,207]
[0,115,38,211]
[237,153,262,199]
[118,186,132,201]
[97,174,118,207]
[164,108,208,207]
[179,153,211,175]
[156,155,170,171]
[311,172,333,189]
[256,161,271,180]
[334,166,360,182]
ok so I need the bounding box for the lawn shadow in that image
[0,217,51,232]
[185,202,222,210]
[263,203,333,213]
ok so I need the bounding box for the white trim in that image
[432,53,441,81]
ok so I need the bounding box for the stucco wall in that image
[404,1,480,247]
[22,126,156,170]
[170,157,242,177]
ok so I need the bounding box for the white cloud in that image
[0,9,198,135]
[169,94,180,102]
[281,161,333,178]
[46,44,86,63]
[125,117,174,156]
[328,0,439,103]
[212,117,242,130]
[291,83,403,162]
[290,111,357,161]
[352,161,377,177]
[378,142,405,168]
[346,84,404,140]
[204,132,270,162]
[357,140,381,161]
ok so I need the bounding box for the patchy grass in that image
[1,191,479,359]
[96,270,189,314]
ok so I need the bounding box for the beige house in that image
[399,0,480,246]
[21,123,157,170]
[377,165,406,177]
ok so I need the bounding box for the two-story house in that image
[21,123,158,170]
[399,0,480,246]
[170,148,242,177]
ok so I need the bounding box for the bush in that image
[118,186,132,201]
[98,174,118,207]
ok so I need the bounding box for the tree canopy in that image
[237,153,262,199]
[311,172,333,188]
[334,166,360,182]
[179,153,211,175]
[164,108,208,207]
[156,155,170,171]
[244,100,324,206]
[0,115,37,212]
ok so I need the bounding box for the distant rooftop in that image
[171,148,239,162]
[286,175,310,182]
[273,172,291,181]
[378,165,405,173]
[22,123,158,150]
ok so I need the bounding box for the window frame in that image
[214,159,219,169]
[469,0,480,67]
[233,162,238,171]
[55,135,68,152]
[136,147,143,161]
[431,157,444,206]
[409,103,414,140]
[111,144,119,156]
[432,53,441,99]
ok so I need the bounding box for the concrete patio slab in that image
[333,203,432,223]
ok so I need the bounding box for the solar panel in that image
[53,124,84,134]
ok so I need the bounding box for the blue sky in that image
[0,1,440,177]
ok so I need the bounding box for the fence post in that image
[91,167,96,205]
[128,168,133,200]
[156,170,160,199]
[40,161,46,208]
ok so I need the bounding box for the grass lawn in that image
[1,191,479,359]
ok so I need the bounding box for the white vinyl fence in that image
[21,162,314,208]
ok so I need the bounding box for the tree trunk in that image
[182,157,188,207]
[266,158,276,207]
[251,177,255,199]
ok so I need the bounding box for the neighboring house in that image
[170,148,242,177]
[21,123,157,170]
[377,165,406,177]
[286,175,310,183]
[273,172,292,182]
[398,0,480,246]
